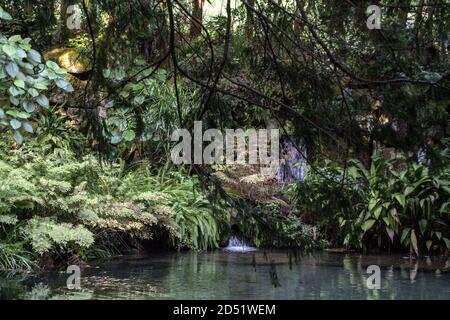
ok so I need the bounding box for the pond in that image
[1,251,449,300]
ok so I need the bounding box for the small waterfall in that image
[277,138,307,184]
[223,236,257,253]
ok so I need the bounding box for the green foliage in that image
[0,147,227,269]
[294,157,450,255]
[212,163,326,250]
[131,170,225,250]
[240,200,328,250]
[0,217,33,270]
[0,242,33,271]
[34,107,86,154]
[0,7,73,144]
[1,0,448,271]
[102,66,197,154]
[23,217,94,256]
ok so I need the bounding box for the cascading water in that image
[223,236,257,253]
[223,137,307,253]
[277,138,307,184]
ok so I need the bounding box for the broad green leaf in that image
[46,60,60,70]
[8,35,21,43]
[404,186,414,196]
[10,119,21,129]
[28,88,39,97]
[27,49,41,63]
[9,86,23,96]
[400,228,410,243]
[361,219,376,232]
[16,48,26,58]
[0,7,12,20]
[13,130,23,144]
[36,95,49,108]
[5,62,19,77]
[10,96,20,105]
[373,206,382,219]
[55,78,74,92]
[120,90,130,98]
[2,44,16,56]
[123,130,136,142]
[440,202,450,213]
[23,102,37,113]
[16,112,30,119]
[368,198,378,211]
[14,79,25,88]
[33,82,48,90]
[347,166,359,179]
[103,69,111,78]
[394,193,406,208]
[105,100,114,109]
[6,110,19,117]
[418,219,427,235]
[22,121,33,133]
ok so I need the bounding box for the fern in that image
[0,147,227,268]
[23,217,94,255]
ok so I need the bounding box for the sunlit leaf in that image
[5,61,19,77]
[10,119,21,129]
[2,44,16,57]
[361,219,376,232]
[22,121,33,133]
[123,130,136,142]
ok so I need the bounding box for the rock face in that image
[44,48,91,107]
[277,138,308,184]
[44,47,90,74]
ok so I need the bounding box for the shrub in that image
[0,147,227,269]
[294,157,450,255]
[0,6,73,144]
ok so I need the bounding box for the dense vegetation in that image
[0,1,449,270]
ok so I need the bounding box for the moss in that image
[44,48,90,100]
[44,48,90,74]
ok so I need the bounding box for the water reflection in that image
[0,252,449,300]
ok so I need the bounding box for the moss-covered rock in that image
[44,47,91,74]
[44,48,91,106]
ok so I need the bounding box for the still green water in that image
[1,251,449,300]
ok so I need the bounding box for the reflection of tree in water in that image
[2,253,450,299]
[23,283,51,300]
[0,271,29,299]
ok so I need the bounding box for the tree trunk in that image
[190,0,204,37]
[245,0,255,38]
